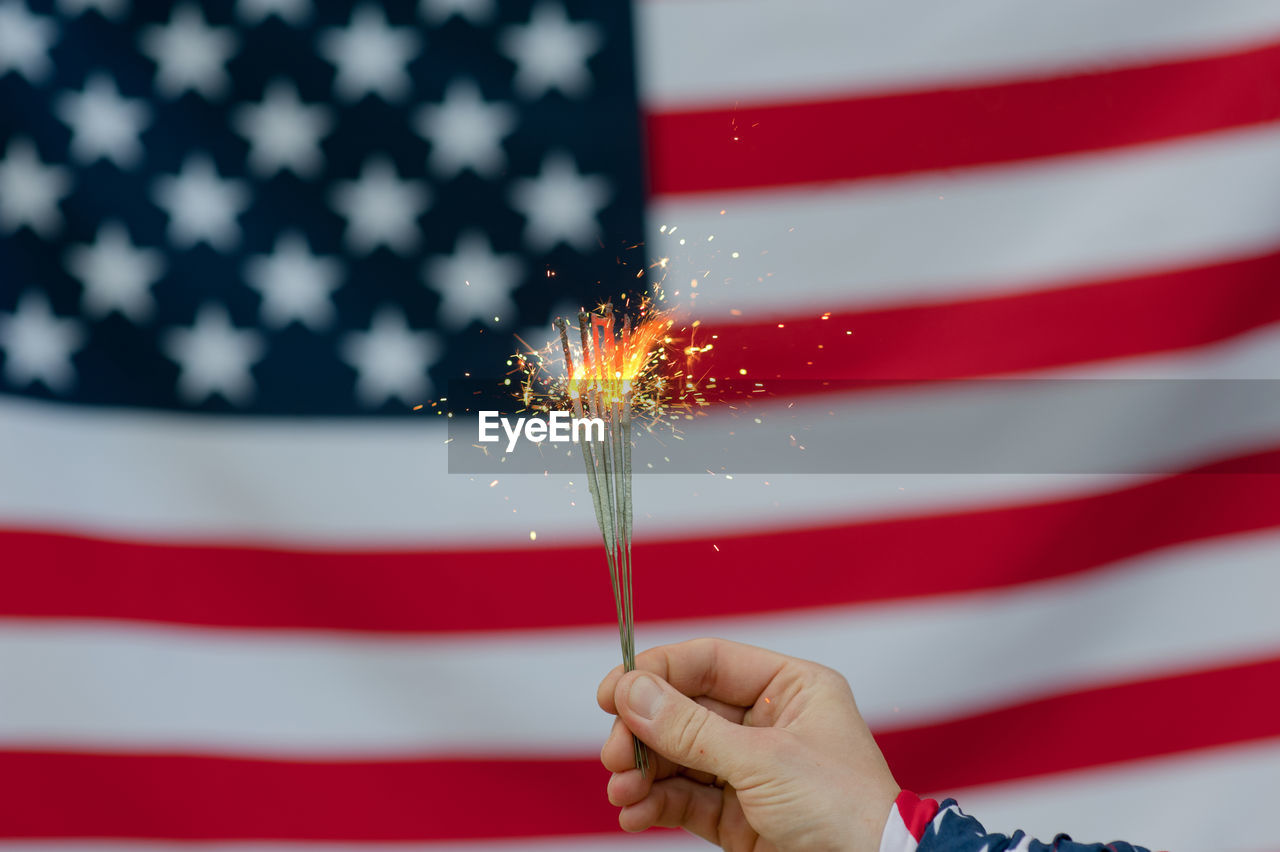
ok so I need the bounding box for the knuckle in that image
[671,705,712,758]
[809,661,850,691]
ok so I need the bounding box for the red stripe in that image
[880,656,1280,794]
[647,39,1280,195]
[683,248,1280,383]
[0,752,615,840]
[1,656,1275,839]
[4,448,1280,631]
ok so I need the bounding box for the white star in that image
[0,292,84,393]
[419,0,492,25]
[237,0,309,26]
[0,1,57,85]
[329,155,429,255]
[244,230,343,330]
[152,154,251,250]
[53,72,152,170]
[139,3,238,100]
[498,2,601,100]
[509,150,610,252]
[0,137,72,238]
[413,78,516,179]
[58,0,127,19]
[931,805,960,834]
[162,303,266,406]
[425,230,520,328]
[341,306,439,408]
[318,5,420,104]
[232,80,333,178]
[64,220,165,322]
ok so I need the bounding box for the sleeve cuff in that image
[879,790,940,852]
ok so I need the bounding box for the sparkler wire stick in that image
[621,385,645,774]
[572,315,624,644]
[622,387,634,653]
[620,315,635,661]
[559,310,648,777]
[604,304,648,775]
[610,394,627,649]
[575,313,630,670]
[597,306,632,676]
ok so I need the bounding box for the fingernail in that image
[627,674,665,720]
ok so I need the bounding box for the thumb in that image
[615,671,757,782]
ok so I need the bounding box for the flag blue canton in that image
[0,0,646,415]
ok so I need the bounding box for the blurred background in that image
[2,1,1280,850]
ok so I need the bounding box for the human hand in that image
[597,637,900,852]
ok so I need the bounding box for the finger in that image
[607,702,734,785]
[609,716,732,782]
[618,776,725,844]
[600,645,772,717]
[597,662,626,714]
[601,717,630,772]
[604,694,746,778]
[602,718,683,778]
[615,670,764,783]
[606,768,652,807]
[632,637,795,708]
[602,718,650,773]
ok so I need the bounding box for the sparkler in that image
[555,305,650,777]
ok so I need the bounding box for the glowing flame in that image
[518,297,684,432]
[568,313,671,399]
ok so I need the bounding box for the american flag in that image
[1,0,1279,850]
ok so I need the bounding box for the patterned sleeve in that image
[880,790,1162,852]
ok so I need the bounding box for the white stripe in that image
[1,528,1277,755]
[8,316,1280,544]
[649,123,1280,317]
[638,0,1280,108]
[950,737,1280,852]
[612,372,1280,477]
[7,327,1280,545]
[0,393,1139,547]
